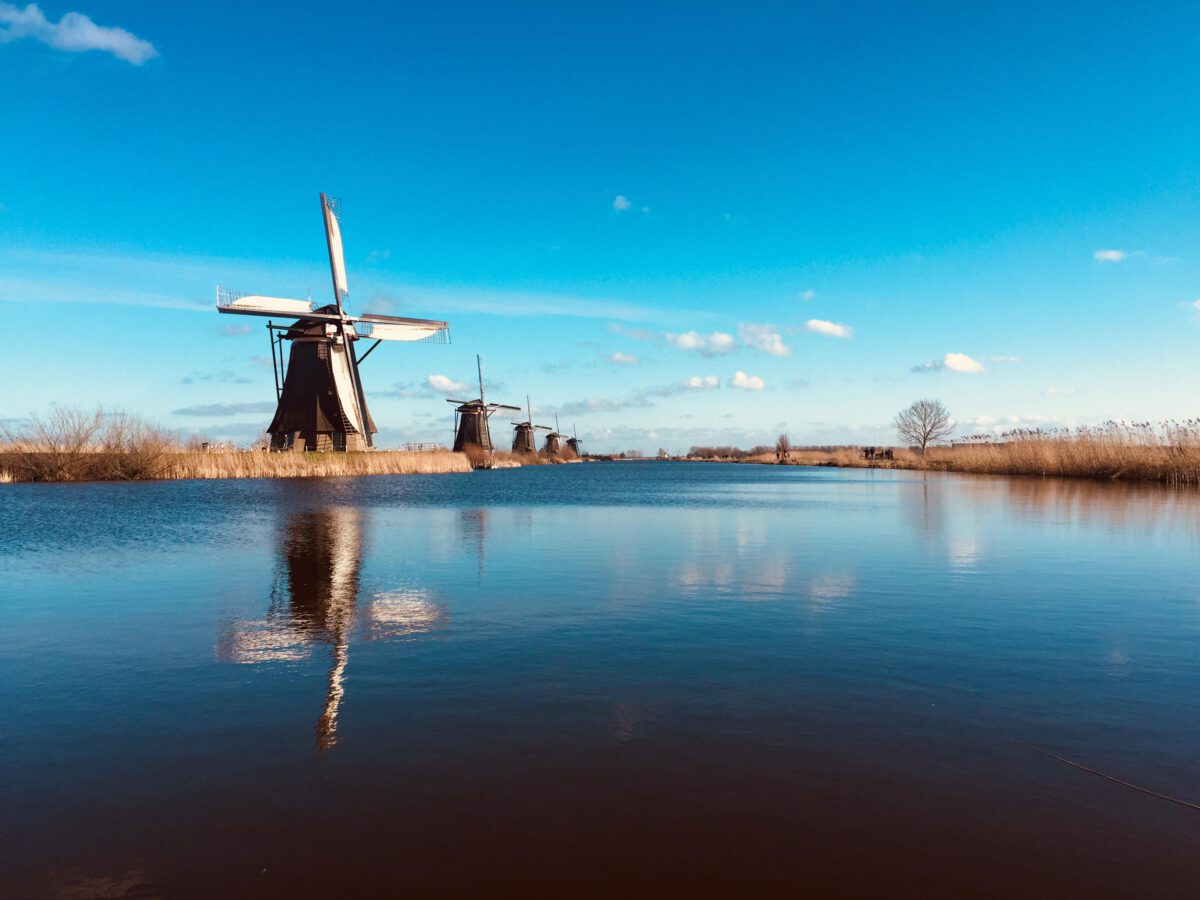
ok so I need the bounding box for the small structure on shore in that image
[543,415,565,456]
[448,356,521,462]
[566,423,583,458]
[216,193,449,451]
[511,396,551,454]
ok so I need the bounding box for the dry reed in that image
[740,421,1200,485]
[0,406,475,482]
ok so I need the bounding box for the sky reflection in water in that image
[2,464,1200,896]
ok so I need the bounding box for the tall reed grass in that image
[0,406,473,482]
[738,421,1200,485]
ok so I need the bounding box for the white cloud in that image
[683,375,719,390]
[730,371,765,391]
[912,352,986,374]
[425,374,468,395]
[803,318,854,339]
[1093,249,1126,262]
[0,2,157,64]
[1192,299,1200,310]
[739,322,791,357]
[799,289,816,301]
[944,352,985,373]
[612,195,631,212]
[607,351,639,365]
[665,330,737,356]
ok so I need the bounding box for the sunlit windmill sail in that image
[216,193,450,451]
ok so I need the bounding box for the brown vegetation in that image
[735,421,1200,485]
[0,406,473,482]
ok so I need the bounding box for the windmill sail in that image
[214,191,450,452]
[321,193,349,310]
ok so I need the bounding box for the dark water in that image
[3,463,1200,897]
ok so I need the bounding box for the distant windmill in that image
[447,355,521,458]
[216,193,449,451]
[511,396,551,454]
[566,423,583,458]
[543,414,565,456]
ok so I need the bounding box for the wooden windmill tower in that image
[446,356,521,456]
[565,424,583,458]
[511,396,551,454]
[216,193,450,451]
[542,415,566,456]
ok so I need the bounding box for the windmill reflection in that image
[217,507,447,752]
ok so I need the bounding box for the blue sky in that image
[2,1,1198,452]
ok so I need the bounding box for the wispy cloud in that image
[730,371,765,390]
[802,318,854,339]
[607,322,656,341]
[799,289,816,301]
[665,330,737,356]
[180,370,252,386]
[1192,299,1200,311]
[607,351,639,365]
[1093,249,1126,262]
[739,322,791,357]
[171,402,276,417]
[217,324,253,337]
[912,352,985,374]
[0,246,693,324]
[425,374,469,395]
[612,195,631,212]
[365,249,392,263]
[683,375,719,390]
[0,2,158,64]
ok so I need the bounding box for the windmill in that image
[543,414,565,456]
[565,423,583,458]
[446,355,521,458]
[216,193,450,451]
[511,395,551,454]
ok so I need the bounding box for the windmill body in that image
[216,193,449,451]
[511,395,551,453]
[565,423,583,458]
[448,356,520,457]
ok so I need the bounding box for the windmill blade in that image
[445,398,473,405]
[355,318,450,343]
[216,288,315,318]
[489,404,523,412]
[321,193,349,311]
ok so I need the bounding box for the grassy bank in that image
[0,449,472,483]
[733,424,1200,485]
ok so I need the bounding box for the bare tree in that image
[895,399,954,454]
[775,433,791,460]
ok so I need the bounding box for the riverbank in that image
[0,449,473,482]
[730,430,1200,485]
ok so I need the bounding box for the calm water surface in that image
[3,463,1200,896]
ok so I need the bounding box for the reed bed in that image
[0,449,472,482]
[0,406,477,482]
[166,449,472,480]
[736,422,1200,485]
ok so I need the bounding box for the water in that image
[3,463,1200,896]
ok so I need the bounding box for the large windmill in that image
[447,355,521,456]
[511,396,551,454]
[216,193,450,451]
